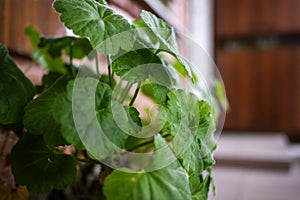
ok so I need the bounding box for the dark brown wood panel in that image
[215,0,300,137]
[216,0,256,37]
[217,46,300,134]
[216,0,300,37]
[0,0,65,55]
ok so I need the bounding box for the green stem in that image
[24,61,36,74]
[129,83,141,106]
[77,157,102,165]
[127,134,171,152]
[95,52,100,75]
[69,44,76,78]
[119,82,133,103]
[107,55,112,86]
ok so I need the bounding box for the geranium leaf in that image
[103,138,192,200]
[190,173,212,200]
[25,26,67,74]
[72,78,132,159]
[53,0,133,55]
[140,11,195,82]
[140,11,177,51]
[0,44,35,125]
[23,76,83,147]
[112,49,171,84]
[39,37,92,59]
[131,20,159,48]
[11,134,77,193]
[164,89,216,174]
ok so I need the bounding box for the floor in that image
[209,133,300,200]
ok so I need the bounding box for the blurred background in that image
[1,0,300,199]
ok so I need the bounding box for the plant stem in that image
[95,52,100,75]
[24,61,36,74]
[129,83,141,106]
[69,44,76,78]
[107,55,112,86]
[77,157,102,165]
[119,82,133,103]
[126,133,171,152]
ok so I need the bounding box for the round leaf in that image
[11,134,77,193]
[0,45,35,124]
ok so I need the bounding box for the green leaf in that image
[41,71,62,90]
[25,26,67,74]
[141,81,169,105]
[164,89,216,174]
[24,76,83,147]
[72,78,131,159]
[132,20,159,48]
[96,101,130,149]
[180,137,215,175]
[53,0,133,55]
[0,44,35,124]
[56,80,84,147]
[103,134,191,200]
[25,25,41,48]
[11,134,77,193]
[127,106,142,127]
[39,37,92,59]
[98,0,108,5]
[112,49,171,84]
[141,10,177,51]
[32,50,66,74]
[190,174,212,200]
[103,164,191,200]
[214,80,229,111]
[140,11,195,82]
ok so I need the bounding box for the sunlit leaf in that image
[140,11,195,82]
[54,0,133,55]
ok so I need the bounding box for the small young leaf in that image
[140,11,195,82]
[11,134,77,193]
[25,25,41,48]
[39,37,92,59]
[53,0,133,55]
[141,10,177,51]
[214,80,229,111]
[0,44,35,125]
[132,20,159,48]
[25,26,67,74]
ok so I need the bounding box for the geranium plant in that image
[0,0,226,199]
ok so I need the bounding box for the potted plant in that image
[0,0,226,199]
